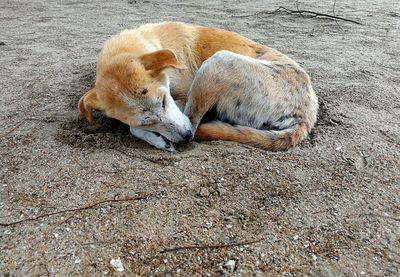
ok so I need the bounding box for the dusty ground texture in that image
[1,0,399,276]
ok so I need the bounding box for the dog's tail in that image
[194,120,312,151]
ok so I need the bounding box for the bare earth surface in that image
[1,0,399,276]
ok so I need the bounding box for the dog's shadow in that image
[56,63,138,150]
[56,63,338,151]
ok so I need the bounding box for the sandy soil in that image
[1,0,399,276]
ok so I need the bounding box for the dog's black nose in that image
[180,130,193,144]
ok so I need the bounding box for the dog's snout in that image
[179,130,193,144]
[185,130,193,140]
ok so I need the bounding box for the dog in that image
[79,22,318,151]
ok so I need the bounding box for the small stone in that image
[311,254,317,261]
[199,187,210,197]
[110,258,124,272]
[224,259,236,272]
[0,42,5,46]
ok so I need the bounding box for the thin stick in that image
[113,148,162,165]
[296,0,304,18]
[274,6,361,25]
[332,0,337,17]
[0,195,148,227]
[0,121,26,138]
[160,238,265,254]
[332,0,341,28]
[235,6,362,25]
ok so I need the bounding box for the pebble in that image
[224,259,236,272]
[199,187,210,197]
[110,258,124,272]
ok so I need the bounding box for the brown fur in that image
[78,22,318,150]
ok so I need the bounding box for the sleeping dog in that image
[79,22,318,151]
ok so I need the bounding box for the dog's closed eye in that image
[138,88,148,95]
[162,94,166,108]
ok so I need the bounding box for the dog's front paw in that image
[151,135,176,152]
[130,127,175,151]
[163,140,176,152]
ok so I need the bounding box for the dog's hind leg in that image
[184,51,235,133]
[183,76,220,133]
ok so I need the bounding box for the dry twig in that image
[0,195,148,227]
[235,6,362,25]
[0,121,26,138]
[160,237,265,253]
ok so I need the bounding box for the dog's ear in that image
[140,49,186,72]
[78,88,102,125]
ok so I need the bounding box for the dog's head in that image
[78,49,193,143]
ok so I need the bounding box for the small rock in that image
[224,259,236,272]
[355,156,367,170]
[311,254,317,261]
[0,42,5,46]
[198,187,210,197]
[217,184,227,196]
[110,258,124,272]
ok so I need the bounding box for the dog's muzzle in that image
[178,129,193,144]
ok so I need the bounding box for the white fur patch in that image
[164,93,192,130]
[130,127,175,151]
[212,50,273,67]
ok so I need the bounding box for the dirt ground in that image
[1,0,399,276]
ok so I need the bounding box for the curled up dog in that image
[78,22,318,151]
